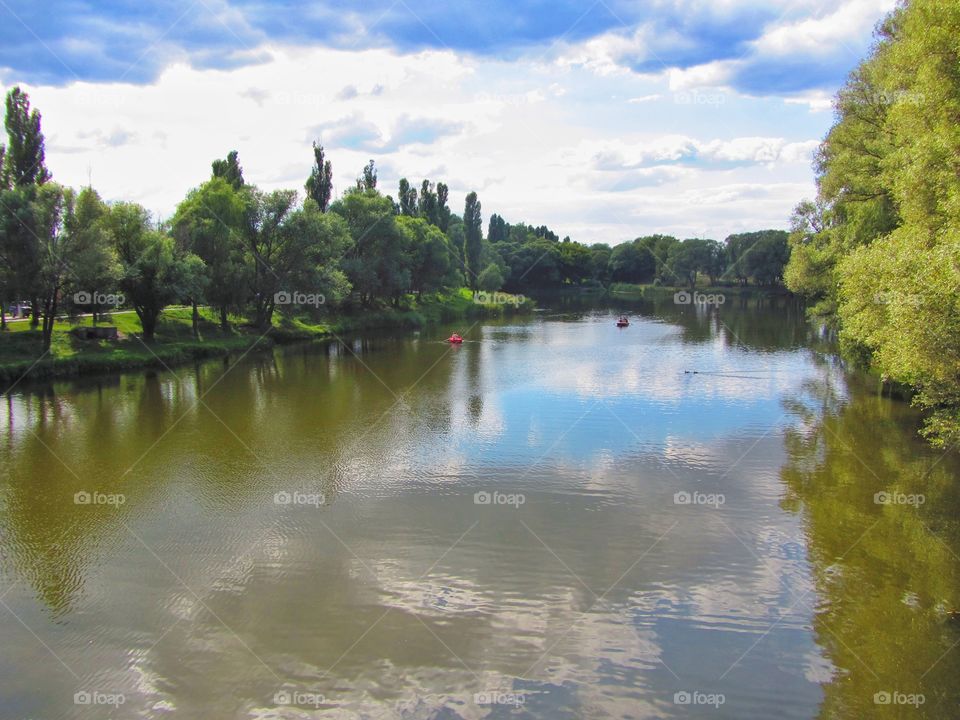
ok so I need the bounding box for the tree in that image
[742,232,789,286]
[330,189,408,305]
[114,230,192,340]
[3,87,50,188]
[357,159,377,191]
[589,243,612,285]
[398,178,418,216]
[557,240,593,285]
[171,177,248,329]
[488,213,508,243]
[463,192,483,288]
[477,263,504,292]
[305,142,333,212]
[436,182,451,232]
[67,187,120,325]
[418,180,439,226]
[211,150,244,189]
[609,241,655,283]
[398,215,458,296]
[245,190,352,327]
[0,186,41,330]
[446,215,466,268]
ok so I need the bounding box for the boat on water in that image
[447,334,463,344]
[616,316,630,327]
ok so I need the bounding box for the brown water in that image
[1,296,959,719]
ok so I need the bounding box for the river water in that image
[1,295,959,719]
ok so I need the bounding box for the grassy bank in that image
[0,289,532,386]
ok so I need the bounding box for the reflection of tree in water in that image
[780,366,960,718]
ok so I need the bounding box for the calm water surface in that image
[2,297,960,719]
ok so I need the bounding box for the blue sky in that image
[0,0,896,243]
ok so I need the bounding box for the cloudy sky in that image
[0,0,895,244]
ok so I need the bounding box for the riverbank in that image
[0,289,532,387]
[609,282,793,297]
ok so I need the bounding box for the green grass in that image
[0,290,532,386]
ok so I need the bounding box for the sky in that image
[0,0,896,245]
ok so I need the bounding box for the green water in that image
[1,296,959,718]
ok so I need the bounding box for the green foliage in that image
[357,159,377,191]
[463,191,483,288]
[105,202,195,339]
[304,142,333,212]
[477,263,504,292]
[172,177,248,327]
[331,189,408,304]
[786,0,960,446]
[398,215,459,295]
[3,86,50,188]
[211,150,244,190]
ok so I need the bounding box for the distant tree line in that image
[0,86,792,353]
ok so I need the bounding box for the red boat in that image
[616,316,629,327]
[447,334,463,344]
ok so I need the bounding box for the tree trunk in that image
[141,310,157,341]
[31,298,40,328]
[0,306,6,331]
[192,301,200,340]
[220,306,228,331]
[41,295,57,352]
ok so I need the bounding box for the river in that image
[1,295,959,718]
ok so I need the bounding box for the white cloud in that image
[17,40,824,245]
[753,0,897,57]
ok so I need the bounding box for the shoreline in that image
[0,290,533,388]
